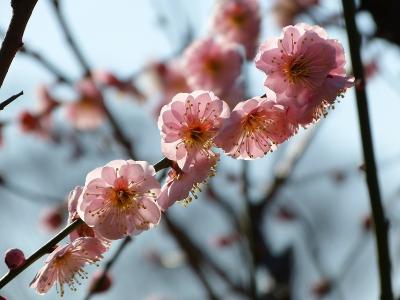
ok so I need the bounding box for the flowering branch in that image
[0,91,23,110]
[0,0,38,89]
[0,218,84,290]
[341,1,394,299]
[0,158,170,290]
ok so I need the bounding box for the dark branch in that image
[342,1,394,299]
[0,0,38,89]
[0,90,23,110]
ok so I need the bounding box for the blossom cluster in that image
[26,21,353,297]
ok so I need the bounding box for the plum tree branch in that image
[0,0,38,89]
[342,1,394,299]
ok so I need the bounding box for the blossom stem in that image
[0,0,38,89]
[0,218,84,290]
[342,1,394,299]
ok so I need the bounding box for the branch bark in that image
[0,0,38,89]
[342,1,394,299]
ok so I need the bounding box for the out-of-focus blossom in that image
[67,186,110,245]
[94,70,146,101]
[37,85,59,116]
[30,237,106,296]
[65,79,106,130]
[158,91,229,171]
[18,110,51,138]
[4,248,25,270]
[273,0,319,27]
[158,157,218,210]
[216,94,295,159]
[152,60,192,116]
[77,160,161,240]
[211,0,261,60]
[0,295,6,300]
[41,206,65,232]
[183,38,243,96]
[256,23,354,125]
[88,270,112,294]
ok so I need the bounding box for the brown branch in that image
[0,0,38,89]
[0,90,23,110]
[342,1,394,299]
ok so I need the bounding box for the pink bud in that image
[311,279,331,297]
[4,248,25,270]
[362,215,373,231]
[19,111,41,133]
[41,207,64,232]
[211,232,241,248]
[276,206,296,221]
[89,271,112,294]
[0,295,7,300]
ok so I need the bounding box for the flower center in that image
[204,58,222,75]
[183,124,214,150]
[283,57,310,83]
[229,6,247,27]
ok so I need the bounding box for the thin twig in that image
[49,0,91,78]
[0,0,38,89]
[242,161,257,299]
[0,91,23,110]
[342,1,393,299]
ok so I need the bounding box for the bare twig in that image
[0,0,38,89]
[0,91,23,110]
[342,1,393,299]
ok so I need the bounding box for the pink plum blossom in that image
[211,0,261,60]
[255,23,353,125]
[30,237,106,296]
[68,186,110,245]
[182,38,243,96]
[77,160,161,240]
[215,94,296,159]
[157,156,218,210]
[65,79,106,130]
[158,91,229,171]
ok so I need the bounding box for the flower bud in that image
[4,248,25,270]
[89,271,112,294]
[311,279,331,297]
[0,295,7,300]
